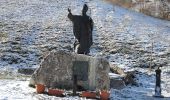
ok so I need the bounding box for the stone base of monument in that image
[29,50,110,91]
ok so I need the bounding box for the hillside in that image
[0,0,170,99]
[106,0,170,20]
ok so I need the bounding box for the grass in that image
[0,69,31,80]
[105,0,134,8]
[0,32,8,42]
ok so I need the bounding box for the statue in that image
[68,4,93,55]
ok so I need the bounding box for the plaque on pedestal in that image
[72,61,89,81]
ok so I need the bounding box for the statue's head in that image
[82,4,88,16]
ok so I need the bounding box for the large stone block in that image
[29,50,110,91]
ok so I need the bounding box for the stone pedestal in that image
[29,50,110,91]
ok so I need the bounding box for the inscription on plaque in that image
[72,61,88,81]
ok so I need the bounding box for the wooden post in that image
[149,42,153,72]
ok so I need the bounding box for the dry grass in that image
[104,0,170,20]
[105,0,134,8]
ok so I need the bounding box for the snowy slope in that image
[0,0,170,99]
[0,0,169,70]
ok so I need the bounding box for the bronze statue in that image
[68,4,93,55]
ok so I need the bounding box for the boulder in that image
[123,71,137,85]
[29,50,110,91]
[109,73,125,90]
[110,64,137,86]
[110,64,125,75]
[110,78,125,90]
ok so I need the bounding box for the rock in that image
[109,48,119,54]
[1,54,23,64]
[109,73,125,89]
[110,64,137,86]
[110,78,125,90]
[110,64,126,75]
[29,50,110,91]
[18,68,36,75]
[123,71,137,85]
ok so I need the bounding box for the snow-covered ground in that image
[0,79,90,100]
[0,0,170,99]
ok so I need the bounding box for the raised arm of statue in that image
[68,8,73,21]
[82,4,88,16]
